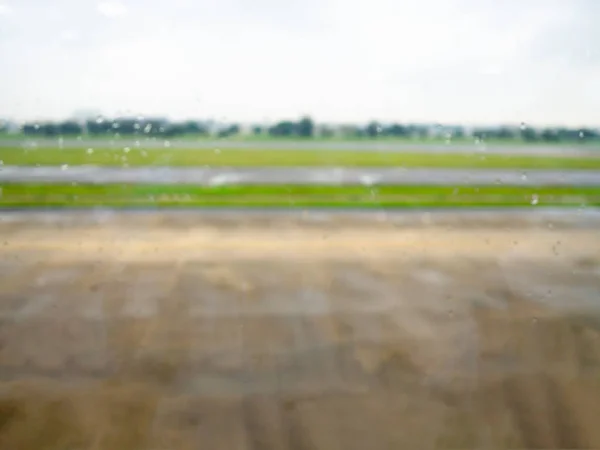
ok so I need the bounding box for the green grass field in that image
[1,184,597,208]
[2,147,600,169]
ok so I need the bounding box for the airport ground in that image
[0,211,599,449]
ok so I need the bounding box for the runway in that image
[2,166,600,186]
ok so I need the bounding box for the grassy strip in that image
[2,147,600,169]
[1,184,597,208]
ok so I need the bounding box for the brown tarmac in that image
[0,212,600,449]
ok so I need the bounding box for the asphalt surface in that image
[3,137,600,156]
[1,166,599,186]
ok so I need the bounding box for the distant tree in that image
[365,121,380,138]
[520,127,537,142]
[540,128,560,142]
[217,124,240,138]
[450,126,465,139]
[86,119,112,135]
[22,123,39,135]
[58,121,83,135]
[252,126,263,135]
[383,123,408,137]
[296,116,314,138]
[472,128,487,140]
[40,123,59,137]
[496,127,516,140]
[577,128,598,142]
[185,121,209,135]
[269,121,296,137]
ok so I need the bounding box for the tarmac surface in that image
[2,166,600,186]
[0,210,600,449]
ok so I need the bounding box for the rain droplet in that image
[531,194,539,205]
[521,172,527,181]
[144,124,152,133]
[579,131,584,138]
[164,141,171,148]
[141,151,147,157]
[134,140,140,147]
[61,164,68,170]
[86,148,94,154]
[0,160,3,165]
[124,147,130,153]
[531,317,538,324]
[214,148,221,154]
[520,122,526,130]
[96,115,104,124]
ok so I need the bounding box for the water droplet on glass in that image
[135,140,140,147]
[86,148,94,154]
[124,147,130,153]
[531,317,538,324]
[214,148,221,154]
[520,122,526,130]
[579,131,584,138]
[164,141,171,148]
[531,194,539,205]
[61,164,68,171]
[144,124,152,133]
[141,151,147,157]
[0,160,3,166]
[96,115,104,124]
[447,310,454,318]
[521,172,527,181]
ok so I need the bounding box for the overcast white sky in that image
[0,0,598,126]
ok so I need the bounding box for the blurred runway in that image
[2,166,600,186]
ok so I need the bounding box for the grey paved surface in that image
[1,166,599,186]
[3,137,600,156]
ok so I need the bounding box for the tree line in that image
[7,116,600,143]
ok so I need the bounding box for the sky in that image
[0,0,598,126]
